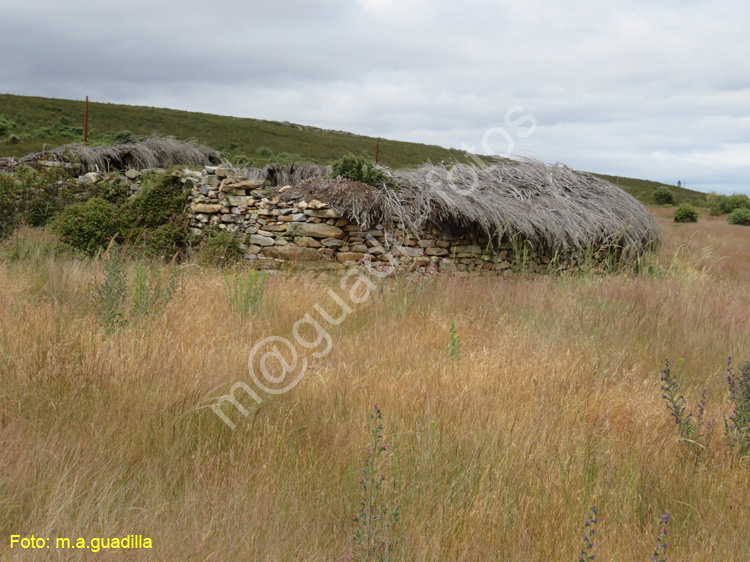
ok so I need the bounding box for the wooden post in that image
[375,137,380,164]
[84,96,89,146]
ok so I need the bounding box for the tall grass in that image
[0,213,749,560]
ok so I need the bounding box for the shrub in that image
[119,173,188,230]
[141,222,188,259]
[331,155,395,188]
[0,173,19,237]
[198,231,244,266]
[673,203,698,223]
[727,207,750,226]
[721,193,750,214]
[256,146,274,158]
[49,197,118,254]
[653,186,675,205]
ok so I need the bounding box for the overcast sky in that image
[2,0,749,194]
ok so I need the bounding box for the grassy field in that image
[0,93,707,204]
[1,209,749,560]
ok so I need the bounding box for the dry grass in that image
[1,212,749,560]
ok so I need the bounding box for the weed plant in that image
[351,404,399,561]
[224,269,266,316]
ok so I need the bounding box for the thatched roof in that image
[18,136,221,173]
[243,162,332,187]
[280,159,662,254]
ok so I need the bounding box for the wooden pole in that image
[375,137,380,164]
[84,96,89,146]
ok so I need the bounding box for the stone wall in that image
[183,165,557,273]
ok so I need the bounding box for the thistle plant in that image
[650,513,670,562]
[577,505,598,562]
[352,404,399,561]
[92,246,127,331]
[724,358,750,458]
[660,359,714,459]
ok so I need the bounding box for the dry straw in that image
[282,158,662,256]
[25,136,221,173]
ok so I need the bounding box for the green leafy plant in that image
[447,321,460,360]
[673,203,698,223]
[331,155,396,189]
[653,186,675,205]
[224,269,266,316]
[352,404,400,561]
[727,207,750,226]
[92,246,127,331]
[130,264,178,320]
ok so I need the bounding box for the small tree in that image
[653,186,675,206]
[673,203,698,223]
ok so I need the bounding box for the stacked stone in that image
[182,165,556,273]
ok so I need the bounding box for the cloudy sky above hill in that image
[2,0,749,194]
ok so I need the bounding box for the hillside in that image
[0,94,474,170]
[0,93,706,204]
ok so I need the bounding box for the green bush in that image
[119,173,188,231]
[0,173,19,237]
[673,203,699,223]
[256,146,274,158]
[49,197,118,253]
[198,231,244,266]
[708,192,750,215]
[653,186,675,205]
[727,207,750,226]
[140,222,188,258]
[331,155,395,188]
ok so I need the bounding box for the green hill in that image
[0,93,707,204]
[592,172,706,206]
[0,93,474,169]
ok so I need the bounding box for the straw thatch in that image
[281,159,662,255]
[21,137,221,173]
[244,162,332,187]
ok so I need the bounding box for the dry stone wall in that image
[183,165,556,273]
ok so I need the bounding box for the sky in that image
[2,0,749,195]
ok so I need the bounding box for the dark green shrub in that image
[119,173,188,230]
[331,155,395,188]
[117,172,190,256]
[256,146,274,158]
[198,231,244,266]
[140,222,188,258]
[49,197,118,253]
[653,186,675,205]
[727,207,750,226]
[3,165,77,229]
[673,203,698,223]
[89,176,130,206]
